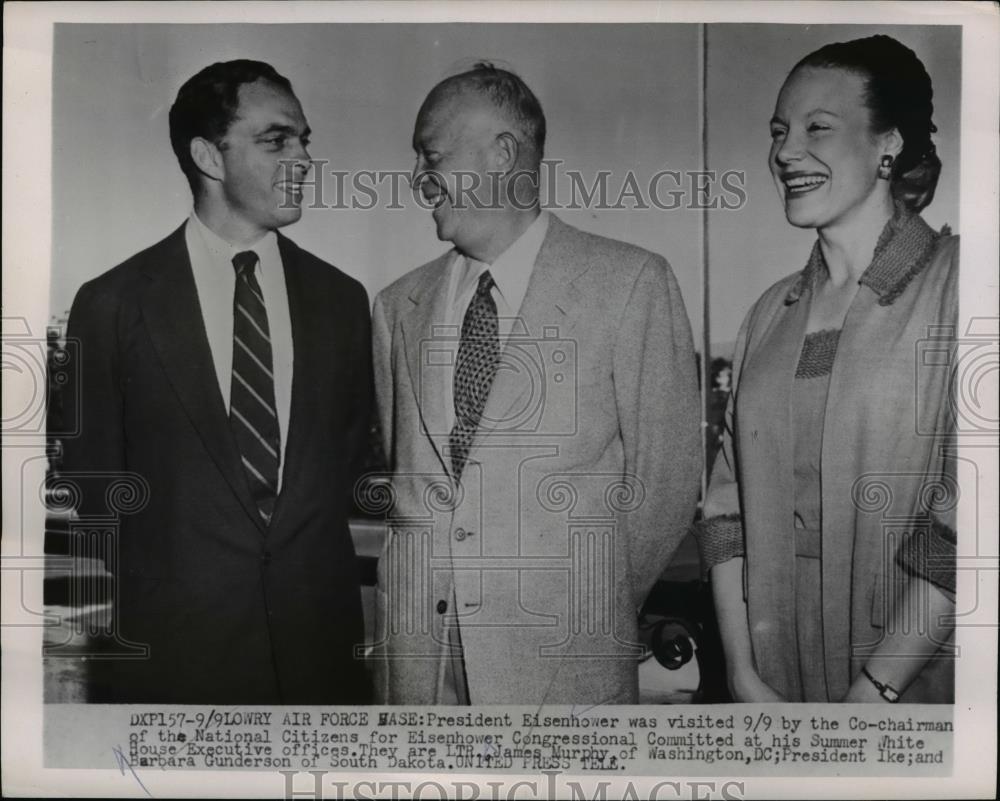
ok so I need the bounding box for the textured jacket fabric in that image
[61,223,373,703]
[370,214,702,704]
[696,209,958,702]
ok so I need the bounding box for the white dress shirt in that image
[442,210,550,431]
[185,212,294,489]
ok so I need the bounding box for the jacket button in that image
[436,599,448,614]
[454,527,466,541]
[261,551,272,565]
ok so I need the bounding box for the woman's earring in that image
[878,154,894,180]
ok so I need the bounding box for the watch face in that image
[883,686,901,703]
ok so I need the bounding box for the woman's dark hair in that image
[169,60,294,192]
[794,35,941,212]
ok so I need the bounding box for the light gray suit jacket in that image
[370,214,701,704]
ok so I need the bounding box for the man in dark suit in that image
[62,60,372,703]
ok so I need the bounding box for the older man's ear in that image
[492,130,521,176]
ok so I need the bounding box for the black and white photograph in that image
[2,2,997,798]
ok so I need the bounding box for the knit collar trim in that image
[784,204,944,307]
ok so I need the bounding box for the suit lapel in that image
[139,223,265,534]
[400,217,588,476]
[400,252,455,475]
[470,215,587,453]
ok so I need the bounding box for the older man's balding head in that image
[417,63,546,172]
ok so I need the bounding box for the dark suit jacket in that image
[62,223,373,704]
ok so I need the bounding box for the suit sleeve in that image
[894,239,959,599]
[892,379,957,598]
[371,292,394,470]
[60,279,126,517]
[613,254,702,610]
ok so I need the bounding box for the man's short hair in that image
[428,62,546,170]
[168,60,294,191]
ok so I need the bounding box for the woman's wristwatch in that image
[861,667,901,703]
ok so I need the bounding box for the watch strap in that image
[861,667,901,703]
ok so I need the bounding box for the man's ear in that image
[190,137,225,182]
[493,131,520,176]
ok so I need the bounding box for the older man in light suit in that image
[370,64,701,704]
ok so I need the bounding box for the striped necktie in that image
[449,270,499,480]
[230,250,280,523]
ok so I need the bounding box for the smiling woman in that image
[696,35,958,704]
[769,67,900,234]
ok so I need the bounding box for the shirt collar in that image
[188,211,279,272]
[461,210,550,312]
[785,203,944,307]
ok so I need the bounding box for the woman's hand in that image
[729,666,786,703]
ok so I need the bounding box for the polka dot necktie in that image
[230,250,280,523]
[449,270,499,480]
